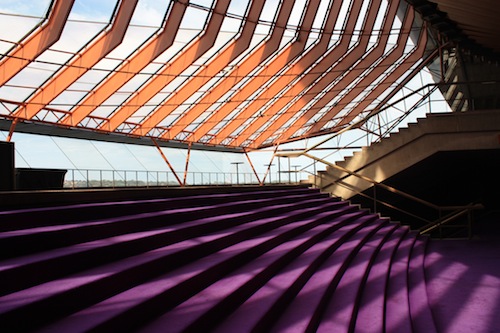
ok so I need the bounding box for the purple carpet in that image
[0,186,497,332]
[424,217,500,333]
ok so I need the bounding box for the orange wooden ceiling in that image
[0,0,430,151]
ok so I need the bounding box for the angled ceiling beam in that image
[304,6,419,135]
[280,18,429,145]
[237,0,388,148]
[130,0,265,136]
[13,0,138,120]
[200,1,320,142]
[333,27,429,129]
[151,137,183,187]
[60,0,188,127]
[253,0,407,147]
[180,0,297,143]
[104,0,232,132]
[0,0,74,86]
[209,0,344,146]
[270,1,414,145]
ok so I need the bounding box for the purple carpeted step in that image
[385,231,418,333]
[267,218,386,333]
[0,191,331,241]
[139,211,372,333]
[0,187,322,231]
[0,194,341,259]
[408,236,437,333]
[209,213,380,333]
[315,223,398,333]
[0,216,312,331]
[0,199,349,296]
[353,226,409,332]
[33,209,355,333]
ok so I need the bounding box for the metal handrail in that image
[326,175,433,225]
[419,203,483,235]
[63,168,307,189]
[303,152,482,236]
[304,152,441,210]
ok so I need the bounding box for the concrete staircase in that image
[317,110,500,199]
[0,186,437,332]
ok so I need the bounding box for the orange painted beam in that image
[179,1,298,144]
[276,18,429,145]
[151,137,183,187]
[302,6,415,132]
[104,0,232,133]
[14,0,138,120]
[244,149,261,185]
[6,117,19,142]
[183,142,192,186]
[235,0,387,147]
[262,1,413,145]
[61,0,188,127]
[252,1,399,147]
[334,29,429,129]
[131,1,265,137]
[207,0,346,146]
[0,0,74,86]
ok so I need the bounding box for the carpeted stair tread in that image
[142,211,373,333]
[353,226,409,332]
[0,188,322,231]
[0,186,444,332]
[211,213,380,333]
[267,217,385,333]
[0,200,349,298]
[408,236,437,333]
[0,195,343,259]
[34,209,356,333]
[315,223,397,332]
[385,231,417,333]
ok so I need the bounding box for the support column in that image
[151,138,183,187]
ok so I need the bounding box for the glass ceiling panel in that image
[0,0,438,151]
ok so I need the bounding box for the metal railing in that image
[63,168,308,189]
[419,205,482,238]
[305,152,483,238]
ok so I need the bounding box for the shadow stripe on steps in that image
[206,213,381,333]
[0,192,336,258]
[33,209,364,333]
[0,187,323,231]
[0,198,344,295]
[0,203,354,331]
[385,231,418,333]
[353,226,409,332]
[149,212,375,333]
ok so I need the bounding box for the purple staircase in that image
[2,185,489,332]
